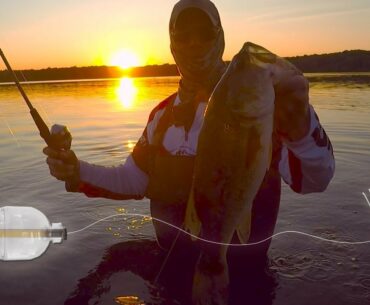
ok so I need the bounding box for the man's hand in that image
[274,73,311,142]
[43,147,80,182]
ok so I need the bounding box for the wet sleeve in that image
[76,155,149,200]
[279,105,335,194]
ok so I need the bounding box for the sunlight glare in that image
[116,77,137,109]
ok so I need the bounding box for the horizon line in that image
[1,48,368,72]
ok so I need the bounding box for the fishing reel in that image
[49,124,79,192]
[49,124,72,150]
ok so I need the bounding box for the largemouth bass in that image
[184,41,300,305]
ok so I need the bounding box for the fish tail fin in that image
[184,187,201,241]
[236,208,252,244]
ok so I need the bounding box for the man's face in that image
[171,8,220,58]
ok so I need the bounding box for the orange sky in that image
[1,0,369,70]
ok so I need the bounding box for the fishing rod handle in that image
[30,108,52,144]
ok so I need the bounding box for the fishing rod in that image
[0,48,71,150]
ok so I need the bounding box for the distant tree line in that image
[0,50,369,83]
[0,64,179,83]
[287,50,370,73]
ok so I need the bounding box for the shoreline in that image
[1,72,369,86]
[1,49,369,84]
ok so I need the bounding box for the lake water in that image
[0,74,369,305]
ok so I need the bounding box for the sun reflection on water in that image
[127,140,135,151]
[116,77,137,109]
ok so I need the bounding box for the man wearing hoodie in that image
[44,0,335,303]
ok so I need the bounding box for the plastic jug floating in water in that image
[0,206,66,261]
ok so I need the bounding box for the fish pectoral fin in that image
[236,208,252,244]
[184,187,201,241]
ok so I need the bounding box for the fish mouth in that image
[239,42,278,67]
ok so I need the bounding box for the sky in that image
[0,0,369,69]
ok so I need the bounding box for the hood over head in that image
[169,0,226,105]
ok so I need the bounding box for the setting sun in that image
[110,50,141,69]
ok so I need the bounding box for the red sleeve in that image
[77,181,144,200]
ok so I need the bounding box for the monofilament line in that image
[0,112,21,147]
[68,212,370,246]
[362,191,370,208]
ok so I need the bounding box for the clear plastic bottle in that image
[0,206,66,261]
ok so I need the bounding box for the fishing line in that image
[0,111,21,147]
[67,208,370,246]
[362,190,370,208]
[154,229,181,284]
